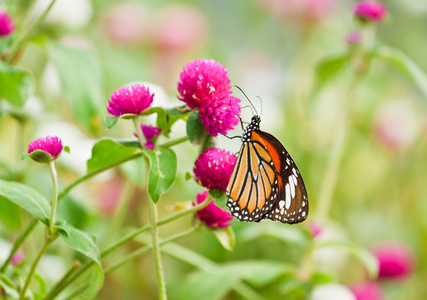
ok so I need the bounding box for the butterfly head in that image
[241,115,261,143]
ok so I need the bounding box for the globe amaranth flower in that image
[349,281,384,300]
[371,241,415,279]
[199,92,241,137]
[309,220,323,238]
[11,253,24,266]
[140,124,161,150]
[107,84,154,116]
[193,148,237,191]
[0,11,15,37]
[346,31,361,45]
[194,190,232,228]
[177,59,231,109]
[353,1,387,23]
[28,136,63,162]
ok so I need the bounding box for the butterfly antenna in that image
[235,85,259,116]
[256,96,263,117]
[229,98,245,131]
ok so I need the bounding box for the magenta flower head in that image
[349,281,384,300]
[194,190,232,228]
[193,148,237,191]
[308,220,323,238]
[371,241,415,280]
[199,92,241,137]
[0,11,15,37]
[346,31,361,45]
[141,124,161,150]
[107,84,154,117]
[353,1,387,23]
[11,253,24,266]
[177,59,231,109]
[28,136,64,162]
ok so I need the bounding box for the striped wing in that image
[226,130,308,224]
[226,135,279,222]
[256,131,309,224]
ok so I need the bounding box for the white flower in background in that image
[32,0,92,29]
[310,283,356,300]
[312,222,350,274]
[373,100,419,151]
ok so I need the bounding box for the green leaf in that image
[240,223,310,248]
[209,189,227,210]
[49,42,104,133]
[0,196,21,230]
[57,221,104,297]
[87,139,142,173]
[179,260,292,300]
[144,148,177,203]
[0,274,20,299]
[372,45,427,102]
[316,241,379,279]
[310,53,350,101]
[186,111,216,151]
[105,115,119,129]
[0,180,50,226]
[0,61,33,107]
[27,149,54,163]
[210,226,235,251]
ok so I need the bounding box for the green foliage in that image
[186,111,216,152]
[56,221,104,297]
[144,147,177,203]
[179,260,293,300]
[0,61,33,108]
[49,42,104,133]
[87,139,142,173]
[0,179,50,226]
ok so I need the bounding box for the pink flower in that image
[199,92,241,137]
[194,190,232,228]
[194,148,237,191]
[141,124,161,150]
[0,11,15,37]
[107,84,154,116]
[353,1,387,23]
[349,281,384,300]
[371,241,415,280]
[28,136,63,162]
[309,221,323,238]
[346,31,361,45]
[11,253,24,266]
[177,59,231,109]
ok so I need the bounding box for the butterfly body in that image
[226,115,308,224]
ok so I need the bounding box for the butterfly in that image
[226,115,308,224]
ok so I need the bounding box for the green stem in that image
[19,235,55,300]
[315,124,348,220]
[105,226,196,275]
[58,152,143,200]
[6,0,57,64]
[159,136,188,148]
[316,75,362,220]
[147,200,167,300]
[133,116,167,299]
[48,161,58,229]
[0,219,37,272]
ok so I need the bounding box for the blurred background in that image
[0,0,426,299]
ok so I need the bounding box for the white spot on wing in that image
[285,184,291,209]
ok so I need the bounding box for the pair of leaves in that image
[106,105,189,138]
[0,180,103,297]
[87,139,177,203]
